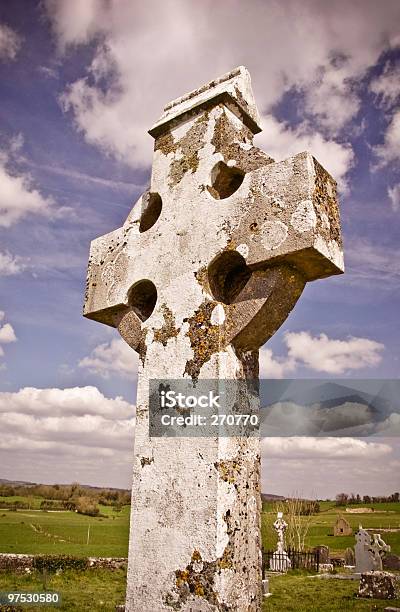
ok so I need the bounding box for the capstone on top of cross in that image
[149,65,261,138]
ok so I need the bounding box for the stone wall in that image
[0,554,127,573]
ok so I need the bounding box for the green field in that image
[0,496,399,557]
[263,571,400,611]
[0,568,126,611]
[0,568,398,611]
[0,503,130,557]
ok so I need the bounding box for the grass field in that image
[0,568,126,611]
[0,496,399,557]
[262,571,400,611]
[0,502,130,557]
[0,568,399,611]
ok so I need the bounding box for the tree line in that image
[335,492,400,506]
[0,482,131,516]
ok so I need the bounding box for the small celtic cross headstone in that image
[84,66,343,611]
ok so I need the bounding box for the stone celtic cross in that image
[84,66,343,611]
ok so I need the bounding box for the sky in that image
[0,0,399,498]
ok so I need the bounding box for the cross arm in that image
[231,151,344,281]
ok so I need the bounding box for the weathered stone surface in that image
[83,66,343,612]
[313,545,330,564]
[262,577,270,597]
[358,571,398,600]
[87,557,127,570]
[319,563,334,573]
[0,554,34,573]
[0,554,127,573]
[355,526,391,573]
[344,547,355,566]
[334,516,352,536]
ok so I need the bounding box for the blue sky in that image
[0,0,399,496]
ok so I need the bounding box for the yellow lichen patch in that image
[184,300,223,380]
[191,549,202,563]
[194,582,205,596]
[167,116,209,187]
[153,303,180,347]
[215,460,241,484]
[175,569,190,587]
[194,266,211,295]
[154,131,176,156]
[313,157,342,245]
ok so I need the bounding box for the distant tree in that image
[274,493,316,551]
[75,496,99,517]
[335,493,348,506]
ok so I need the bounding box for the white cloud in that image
[79,337,138,379]
[260,439,398,498]
[0,385,132,419]
[0,250,25,276]
[370,62,400,169]
[44,0,400,173]
[0,386,135,486]
[256,115,354,189]
[260,331,384,377]
[44,0,104,50]
[0,140,56,227]
[0,23,22,61]
[284,331,384,374]
[388,183,400,212]
[261,436,392,460]
[259,347,295,379]
[0,386,134,452]
[0,315,17,367]
[0,323,17,344]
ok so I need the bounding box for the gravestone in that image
[84,66,344,611]
[344,546,355,566]
[358,571,398,600]
[355,526,391,573]
[313,545,330,564]
[355,526,373,573]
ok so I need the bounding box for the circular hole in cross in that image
[139,192,162,233]
[128,280,157,321]
[207,161,245,199]
[208,250,251,305]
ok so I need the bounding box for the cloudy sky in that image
[0,0,399,498]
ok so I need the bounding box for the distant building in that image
[334,516,353,536]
